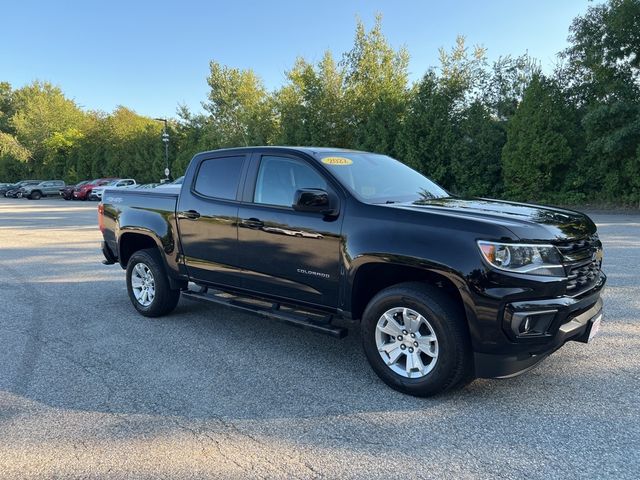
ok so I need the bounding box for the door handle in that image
[243,217,264,229]
[179,210,201,220]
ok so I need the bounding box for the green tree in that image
[484,55,540,121]
[342,15,409,156]
[11,81,87,168]
[559,0,640,204]
[204,61,275,147]
[277,52,350,147]
[173,104,215,176]
[451,101,505,197]
[398,37,489,191]
[0,82,16,134]
[0,132,30,181]
[397,72,457,186]
[502,74,575,201]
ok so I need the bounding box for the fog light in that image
[509,309,557,337]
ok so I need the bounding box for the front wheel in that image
[30,191,42,200]
[361,282,473,397]
[126,248,180,317]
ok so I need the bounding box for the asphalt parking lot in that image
[0,197,638,479]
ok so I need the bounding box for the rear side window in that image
[194,156,244,200]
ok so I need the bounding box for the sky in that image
[1,0,593,119]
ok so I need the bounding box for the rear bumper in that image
[474,278,605,378]
[101,241,118,265]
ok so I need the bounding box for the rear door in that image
[48,181,64,195]
[176,152,249,287]
[237,152,344,307]
[38,182,51,194]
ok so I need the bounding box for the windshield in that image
[318,152,448,204]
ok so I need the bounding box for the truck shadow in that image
[2,270,637,426]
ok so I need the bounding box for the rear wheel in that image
[126,248,180,317]
[361,282,473,397]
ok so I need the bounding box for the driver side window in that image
[254,156,327,207]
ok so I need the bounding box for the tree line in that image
[1,0,638,205]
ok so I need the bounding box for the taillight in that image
[98,203,105,232]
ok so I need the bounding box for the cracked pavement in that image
[0,198,639,479]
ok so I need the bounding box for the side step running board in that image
[182,289,348,338]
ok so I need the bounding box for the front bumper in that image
[474,275,605,378]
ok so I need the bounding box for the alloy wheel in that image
[375,307,439,378]
[131,262,156,307]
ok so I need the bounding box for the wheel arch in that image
[348,261,475,331]
[118,231,161,268]
[118,230,187,290]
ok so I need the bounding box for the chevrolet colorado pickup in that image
[99,147,605,396]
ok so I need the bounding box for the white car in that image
[90,179,137,200]
[155,175,184,190]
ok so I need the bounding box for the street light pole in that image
[154,118,170,181]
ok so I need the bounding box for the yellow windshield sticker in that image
[321,156,353,166]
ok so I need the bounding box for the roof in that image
[196,146,368,158]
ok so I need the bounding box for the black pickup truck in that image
[99,147,605,396]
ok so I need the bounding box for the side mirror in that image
[292,189,337,216]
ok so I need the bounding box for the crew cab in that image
[99,147,605,396]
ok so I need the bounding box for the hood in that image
[396,197,596,242]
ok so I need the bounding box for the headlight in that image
[477,241,565,277]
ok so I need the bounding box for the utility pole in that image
[154,118,170,181]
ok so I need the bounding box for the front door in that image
[177,153,248,287]
[237,153,344,307]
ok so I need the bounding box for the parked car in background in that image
[60,181,89,200]
[89,179,137,200]
[155,176,184,190]
[0,182,21,196]
[74,178,115,200]
[22,180,66,200]
[136,183,160,189]
[4,180,41,198]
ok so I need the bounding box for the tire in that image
[30,190,42,200]
[126,248,180,317]
[361,282,473,397]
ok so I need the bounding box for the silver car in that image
[22,180,66,200]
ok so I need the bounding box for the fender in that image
[116,206,183,280]
[345,254,480,338]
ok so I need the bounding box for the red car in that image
[73,178,116,200]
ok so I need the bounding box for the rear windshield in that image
[318,152,448,204]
